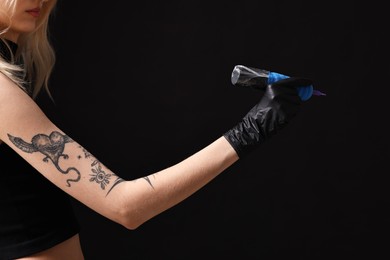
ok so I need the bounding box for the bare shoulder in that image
[0,71,31,103]
[0,71,54,142]
[0,71,18,90]
[0,72,33,116]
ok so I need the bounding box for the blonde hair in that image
[0,0,57,100]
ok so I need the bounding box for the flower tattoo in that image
[89,161,111,190]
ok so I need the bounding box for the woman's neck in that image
[1,31,19,44]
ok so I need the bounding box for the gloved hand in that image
[223,77,313,158]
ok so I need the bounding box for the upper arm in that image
[0,73,127,223]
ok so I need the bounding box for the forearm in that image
[115,136,238,229]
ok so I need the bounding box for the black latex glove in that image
[223,77,313,158]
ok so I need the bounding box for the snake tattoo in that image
[8,131,80,187]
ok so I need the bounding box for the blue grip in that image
[268,72,313,101]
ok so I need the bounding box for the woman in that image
[0,0,311,259]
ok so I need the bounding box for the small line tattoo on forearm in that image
[106,177,126,197]
[143,176,154,188]
[8,131,81,187]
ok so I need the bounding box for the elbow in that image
[109,182,155,230]
[116,204,148,230]
[120,217,143,231]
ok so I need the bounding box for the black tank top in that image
[0,40,80,259]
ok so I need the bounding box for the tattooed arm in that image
[0,74,238,229]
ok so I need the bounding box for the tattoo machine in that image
[230,65,326,101]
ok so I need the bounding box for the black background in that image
[36,1,389,259]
